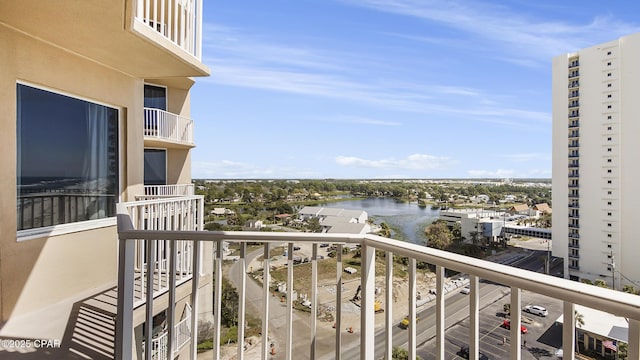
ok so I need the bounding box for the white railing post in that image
[116,238,136,360]
[262,243,271,359]
[196,0,203,59]
[469,275,480,360]
[335,244,343,360]
[167,240,178,359]
[510,287,522,360]
[629,319,640,360]
[237,243,247,360]
[285,243,294,360]
[563,302,575,360]
[189,239,200,359]
[212,240,223,359]
[360,243,375,360]
[310,243,318,358]
[384,251,393,360]
[144,240,156,360]
[435,265,445,359]
[408,258,416,360]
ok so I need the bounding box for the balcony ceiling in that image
[0,1,210,78]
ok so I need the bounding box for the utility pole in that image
[609,250,616,291]
[546,240,551,275]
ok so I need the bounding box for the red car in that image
[503,319,528,334]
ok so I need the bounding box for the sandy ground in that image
[200,241,539,359]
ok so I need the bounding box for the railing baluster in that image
[563,301,575,360]
[629,319,640,360]
[212,240,223,359]
[336,244,343,360]
[360,243,375,360]
[310,243,318,359]
[144,239,155,360]
[286,243,293,360]
[469,275,479,359]
[384,251,393,360]
[160,0,165,36]
[510,286,522,359]
[189,239,200,359]
[116,237,136,360]
[408,258,416,360]
[435,265,445,359]
[262,243,271,359]
[238,242,247,360]
[167,239,177,358]
[144,0,150,26]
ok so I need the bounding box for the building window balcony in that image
[144,108,195,147]
[134,0,203,59]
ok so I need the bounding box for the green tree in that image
[392,346,421,360]
[220,278,239,327]
[451,223,463,244]
[379,222,391,238]
[575,310,584,354]
[594,279,609,288]
[619,341,628,359]
[307,217,322,233]
[424,220,453,250]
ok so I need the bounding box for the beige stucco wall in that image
[0,24,147,321]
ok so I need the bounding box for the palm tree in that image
[575,310,585,354]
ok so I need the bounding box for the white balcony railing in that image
[144,107,194,146]
[138,184,195,200]
[116,199,640,360]
[142,311,192,360]
[134,0,203,59]
[120,196,202,309]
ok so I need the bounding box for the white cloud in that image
[200,25,550,129]
[192,160,321,179]
[342,0,640,61]
[330,115,401,126]
[500,153,550,163]
[335,153,451,170]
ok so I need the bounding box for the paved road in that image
[332,281,511,360]
[226,246,558,359]
[331,250,562,360]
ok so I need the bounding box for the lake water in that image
[320,198,440,244]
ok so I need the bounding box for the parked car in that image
[460,285,471,294]
[458,346,490,359]
[502,319,528,334]
[523,304,548,317]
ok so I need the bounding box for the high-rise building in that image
[552,32,640,289]
[0,1,211,358]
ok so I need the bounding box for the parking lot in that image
[415,286,564,359]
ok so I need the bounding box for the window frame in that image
[16,81,123,241]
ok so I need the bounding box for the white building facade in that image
[552,32,640,288]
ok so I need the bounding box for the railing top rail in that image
[116,201,640,320]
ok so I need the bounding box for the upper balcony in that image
[136,184,195,201]
[0,1,209,78]
[144,108,195,148]
[115,197,640,360]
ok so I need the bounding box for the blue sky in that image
[190,0,640,179]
